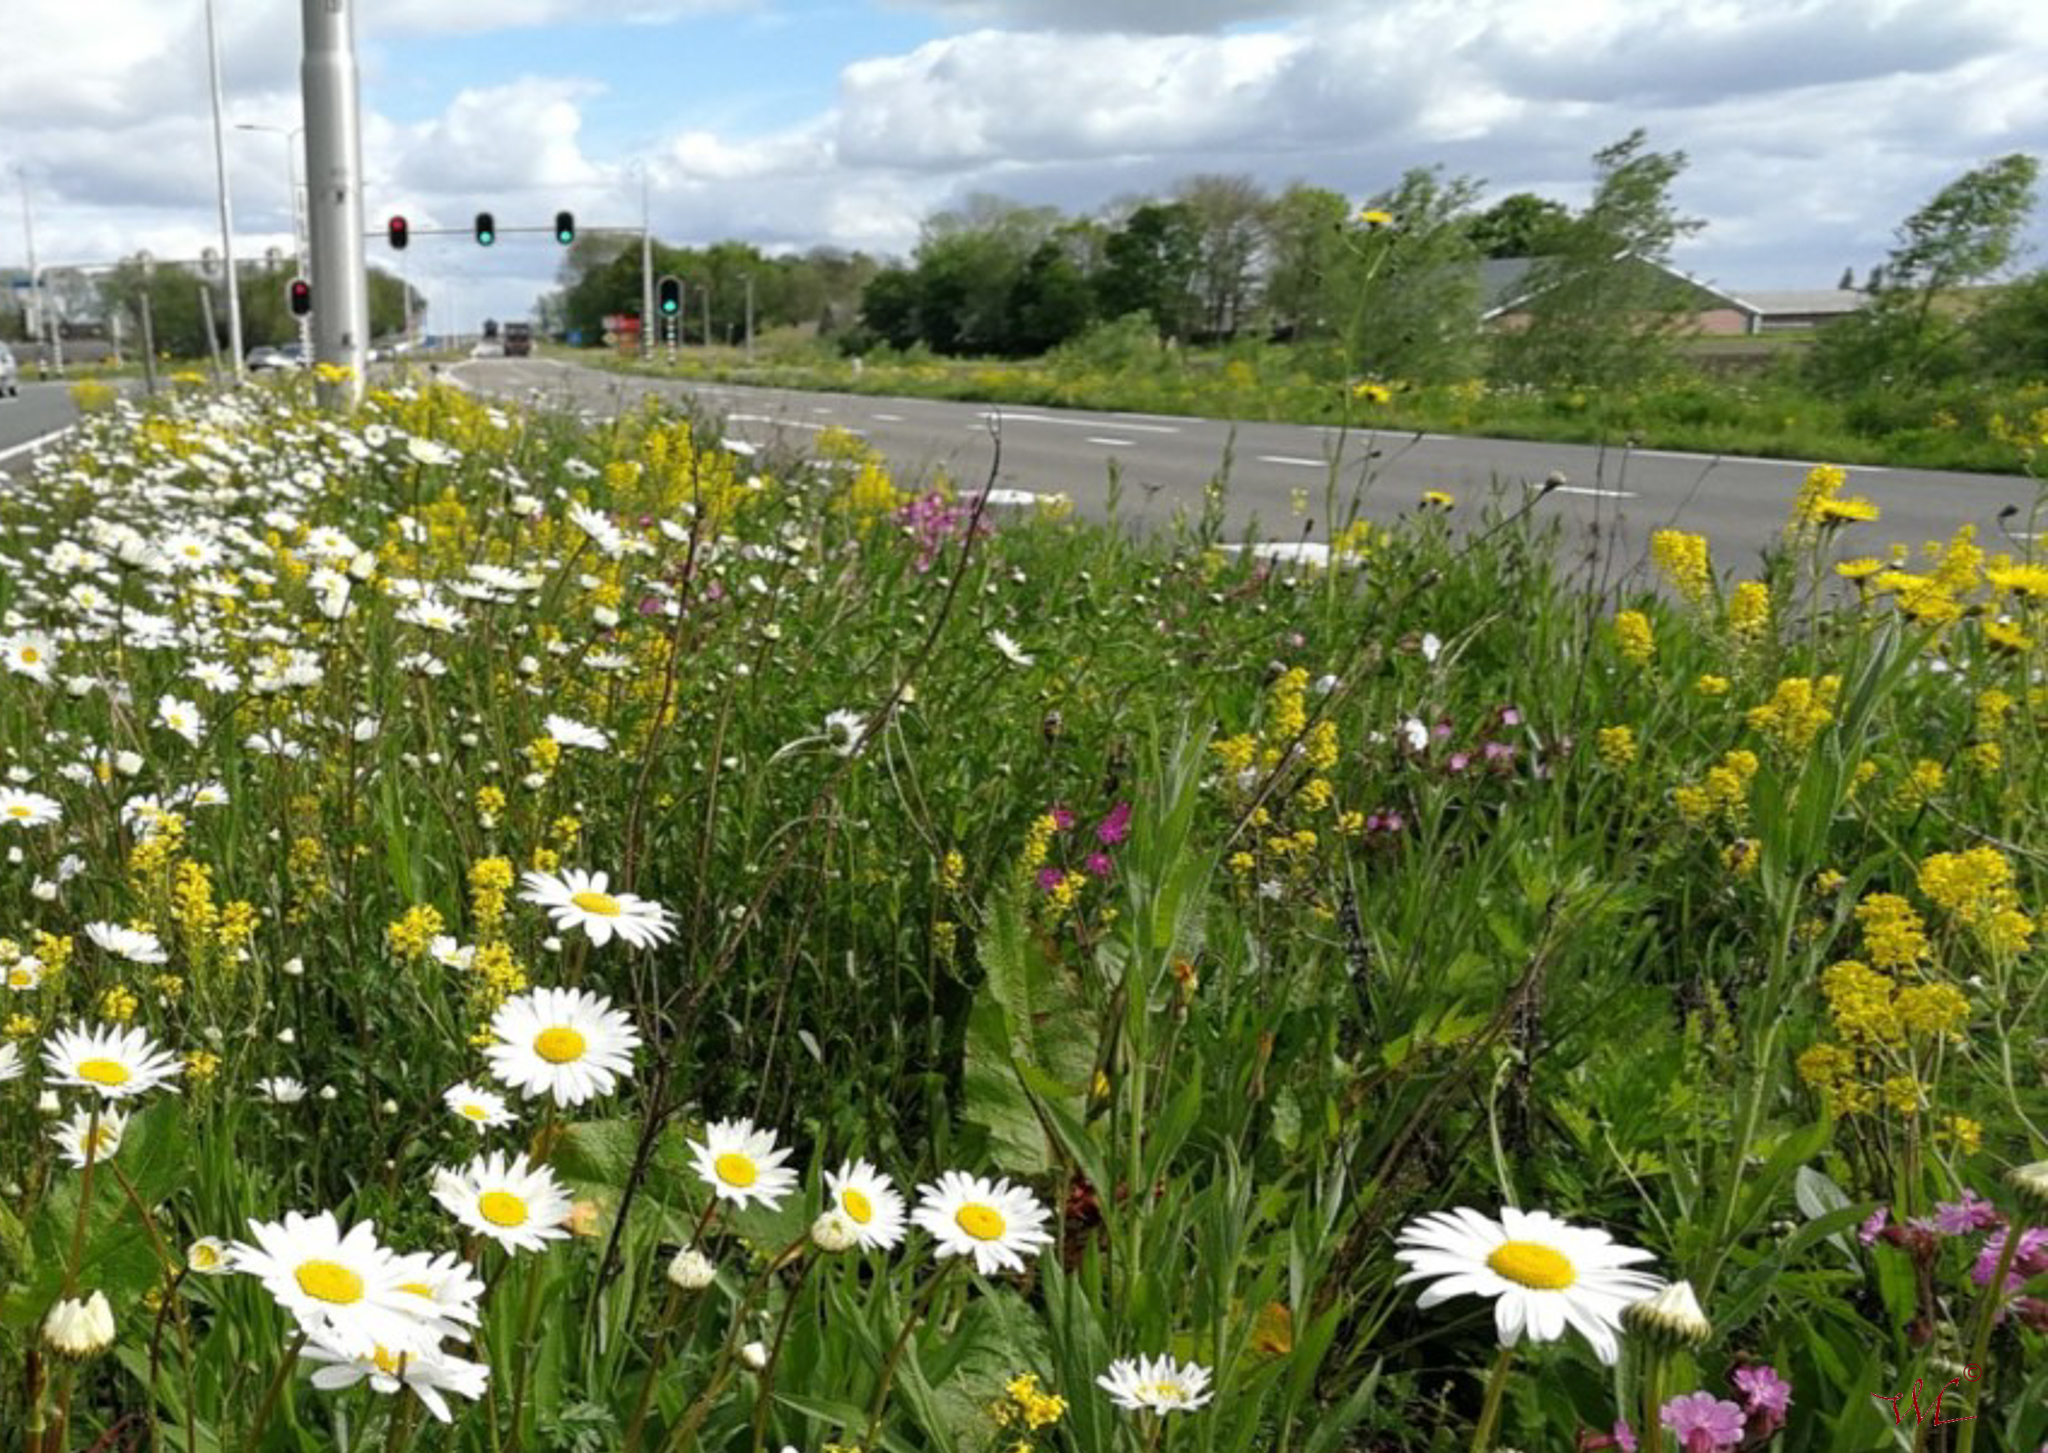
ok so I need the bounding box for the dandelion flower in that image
[1097,1354,1214,1413]
[911,1170,1053,1276]
[1393,1206,1661,1365]
[42,1023,182,1100]
[825,1158,908,1251]
[443,1080,514,1131]
[228,1210,436,1358]
[432,1150,573,1254]
[482,986,641,1107]
[688,1117,799,1211]
[517,868,675,950]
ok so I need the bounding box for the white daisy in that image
[397,599,466,634]
[5,959,42,991]
[155,694,204,747]
[50,1106,128,1168]
[442,1080,514,1131]
[85,922,169,965]
[386,1249,487,1342]
[41,1022,182,1100]
[544,714,611,751]
[0,790,62,828]
[517,868,675,950]
[825,1158,908,1251]
[1097,1354,1215,1414]
[911,1170,1054,1276]
[300,1333,489,1425]
[823,709,868,756]
[257,1077,308,1104]
[185,1237,233,1276]
[990,628,1035,667]
[1393,1205,1662,1366]
[687,1117,799,1211]
[432,1150,574,1254]
[228,1210,438,1358]
[0,1041,20,1082]
[481,986,642,1107]
[0,632,58,684]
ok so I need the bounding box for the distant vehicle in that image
[0,343,17,397]
[469,339,505,360]
[247,345,288,372]
[502,322,533,358]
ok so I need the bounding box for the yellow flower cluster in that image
[1855,893,1929,971]
[1695,674,1731,697]
[939,850,966,894]
[1787,463,1880,538]
[1613,610,1655,666]
[1726,580,1772,639]
[1673,749,1759,828]
[100,985,139,1023]
[990,1373,1068,1433]
[1918,846,2034,955]
[470,857,514,939]
[1821,959,1902,1046]
[1891,758,1945,812]
[1745,675,1840,751]
[386,904,446,960]
[476,784,507,828]
[1651,530,1713,607]
[1595,725,1637,769]
[1019,813,1060,879]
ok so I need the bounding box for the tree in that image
[1175,174,1269,340]
[1807,153,2040,393]
[1968,268,2048,381]
[1337,168,1487,384]
[1489,129,1705,389]
[1095,202,1202,343]
[1261,183,1350,340]
[1009,233,1098,354]
[857,267,922,351]
[1464,192,1575,259]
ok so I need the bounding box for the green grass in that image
[0,374,2044,1451]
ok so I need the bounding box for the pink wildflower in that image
[1660,1392,1746,1453]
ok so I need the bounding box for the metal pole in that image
[199,284,224,382]
[301,0,369,406]
[639,166,653,363]
[16,170,39,375]
[701,285,710,354]
[203,0,246,381]
[744,273,754,361]
[138,293,158,396]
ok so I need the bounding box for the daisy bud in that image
[810,1210,858,1253]
[31,880,56,901]
[114,751,143,777]
[43,1291,115,1357]
[185,1238,231,1276]
[1622,1279,1711,1348]
[2008,1161,2048,1216]
[667,1248,717,1290]
[283,958,304,978]
[37,1090,61,1116]
[740,1340,769,1371]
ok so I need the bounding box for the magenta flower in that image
[1615,1421,1637,1453]
[1084,852,1113,878]
[1036,866,1065,894]
[1732,1364,1791,1417]
[1095,802,1132,846]
[1973,1227,2048,1291]
[1933,1189,2004,1237]
[1050,804,1076,831]
[1500,706,1523,727]
[1660,1393,1746,1453]
[1859,1207,1890,1245]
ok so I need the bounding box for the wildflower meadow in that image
[0,375,2045,1453]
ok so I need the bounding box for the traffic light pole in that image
[301,0,370,407]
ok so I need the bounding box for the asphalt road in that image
[447,357,2044,577]
[0,383,85,469]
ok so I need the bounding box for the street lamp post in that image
[237,122,309,357]
[203,0,247,381]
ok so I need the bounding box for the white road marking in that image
[1258,455,1329,468]
[978,488,1044,506]
[0,427,74,465]
[871,413,905,422]
[727,413,862,435]
[811,406,834,415]
[977,410,1179,435]
[1087,436,1136,447]
[1548,485,1636,499]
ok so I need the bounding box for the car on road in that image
[247,346,287,372]
[469,339,505,360]
[0,343,18,397]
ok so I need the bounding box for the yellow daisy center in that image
[7,805,31,818]
[76,1058,132,1086]
[570,891,622,917]
[842,1188,874,1224]
[397,1282,432,1297]
[191,1246,221,1270]
[956,1202,1007,1242]
[715,1152,758,1188]
[371,1346,406,1375]
[478,1190,529,1227]
[460,1103,489,1121]
[534,1026,586,1063]
[1486,1240,1577,1290]
[295,1259,366,1305]
[20,647,38,665]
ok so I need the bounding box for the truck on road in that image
[503,323,534,358]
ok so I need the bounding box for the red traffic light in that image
[288,279,312,317]
[388,216,409,251]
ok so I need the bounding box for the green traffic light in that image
[475,211,496,247]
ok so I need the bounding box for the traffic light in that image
[289,279,312,317]
[475,212,496,247]
[388,216,409,251]
[554,211,575,245]
[658,275,682,317]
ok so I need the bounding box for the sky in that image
[3,0,2046,337]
